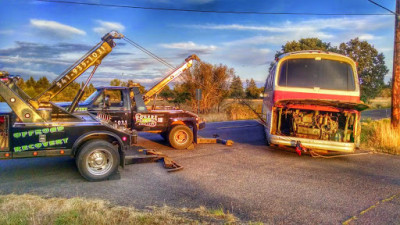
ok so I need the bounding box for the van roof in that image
[278,50,351,61]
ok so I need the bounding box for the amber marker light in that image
[60,150,65,154]
[33,151,38,156]
[5,153,10,157]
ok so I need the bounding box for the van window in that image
[278,58,355,91]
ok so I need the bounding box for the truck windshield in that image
[278,58,356,91]
[83,90,100,104]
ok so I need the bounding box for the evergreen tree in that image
[230,75,244,98]
[245,78,260,99]
[26,76,36,88]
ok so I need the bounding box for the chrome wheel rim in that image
[174,130,188,144]
[86,149,113,176]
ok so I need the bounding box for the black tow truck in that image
[0,31,181,181]
[59,55,210,150]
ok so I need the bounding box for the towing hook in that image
[295,141,307,156]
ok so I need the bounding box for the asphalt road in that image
[1,120,399,224]
[361,108,392,120]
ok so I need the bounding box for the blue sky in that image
[0,0,396,88]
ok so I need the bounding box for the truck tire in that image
[76,140,119,181]
[168,125,193,150]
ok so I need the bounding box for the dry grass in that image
[225,103,260,120]
[368,97,391,109]
[200,113,230,122]
[361,119,400,155]
[0,194,241,225]
[199,100,262,122]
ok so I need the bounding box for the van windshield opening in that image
[278,58,356,91]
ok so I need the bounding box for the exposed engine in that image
[276,108,356,142]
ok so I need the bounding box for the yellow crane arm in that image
[33,31,124,106]
[143,54,199,104]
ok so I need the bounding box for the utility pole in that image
[369,0,400,127]
[392,0,400,128]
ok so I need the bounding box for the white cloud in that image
[0,30,14,35]
[2,67,58,79]
[190,16,391,34]
[160,41,217,52]
[30,19,86,38]
[358,34,375,41]
[93,20,125,35]
[188,16,391,47]
[0,55,69,66]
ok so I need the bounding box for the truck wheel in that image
[76,140,119,181]
[168,125,193,150]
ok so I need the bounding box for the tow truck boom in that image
[0,31,124,123]
[142,54,199,104]
[34,31,124,106]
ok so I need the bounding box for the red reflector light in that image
[122,136,127,141]
[33,151,38,156]
[60,150,65,154]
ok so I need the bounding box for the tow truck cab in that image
[58,86,205,149]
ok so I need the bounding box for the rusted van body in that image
[262,51,368,153]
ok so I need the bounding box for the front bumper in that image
[270,135,355,153]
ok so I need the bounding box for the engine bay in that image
[273,107,357,143]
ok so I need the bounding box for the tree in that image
[159,85,174,101]
[245,78,260,99]
[338,38,388,102]
[35,76,50,94]
[121,80,146,93]
[230,75,244,98]
[110,78,121,86]
[26,76,36,88]
[275,38,335,59]
[170,84,191,107]
[179,61,233,113]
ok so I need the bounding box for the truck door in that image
[0,115,9,151]
[89,89,130,127]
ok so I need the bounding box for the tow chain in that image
[309,150,372,158]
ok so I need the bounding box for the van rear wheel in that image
[76,140,119,181]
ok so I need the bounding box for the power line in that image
[36,0,393,16]
[368,0,398,15]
